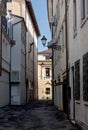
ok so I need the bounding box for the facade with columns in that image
[38,49,52,100]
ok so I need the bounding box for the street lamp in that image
[41,35,47,47]
[41,35,61,51]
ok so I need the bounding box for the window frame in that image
[45,67,50,78]
[81,0,85,20]
[75,60,80,100]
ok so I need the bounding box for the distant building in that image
[38,49,52,100]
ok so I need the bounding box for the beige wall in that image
[7,0,22,16]
[38,51,52,100]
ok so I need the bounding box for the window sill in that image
[84,102,88,106]
[75,100,80,104]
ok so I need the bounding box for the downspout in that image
[65,0,69,119]
[0,17,2,76]
[32,27,35,100]
[51,0,55,104]
[25,31,27,103]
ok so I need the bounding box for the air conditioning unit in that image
[11,71,20,83]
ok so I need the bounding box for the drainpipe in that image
[0,17,2,76]
[65,0,69,119]
[51,0,55,104]
[32,26,35,100]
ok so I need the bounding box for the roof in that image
[26,0,40,37]
[38,49,52,54]
[11,14,27,31]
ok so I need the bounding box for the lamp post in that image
[41,35,61,104]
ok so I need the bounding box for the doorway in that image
[72,66,75,120]
[63,78,68,115]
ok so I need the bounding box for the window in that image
[56,0,60,20]
[83,52,88,101]
[46,88,50,95]
[45,68,50,77]
[61,0,63,6]
[86,0,88,14]
[81,0,85,20]
[62,26,64,49]
[75,60,80,100]
[73,0,77,31]
[45,55,51,60]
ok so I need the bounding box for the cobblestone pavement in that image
[0,100,80,130]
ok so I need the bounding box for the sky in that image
[31,0,51,52]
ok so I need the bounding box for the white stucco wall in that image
[68,0,88,126]
[0,28,10,107]
[9,16,26,105]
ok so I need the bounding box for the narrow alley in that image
[0,100,79,130]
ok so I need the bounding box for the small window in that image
[73,0,77,31]
[81,0,85,20]
[45,55,50,60]
[46,88,50,95]
[61,0,63,6]
[45,68,50,77]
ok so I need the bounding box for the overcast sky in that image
[31,0,51,52]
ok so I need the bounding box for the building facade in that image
[47,0,66,111]
[7,15,27,105]
[38,49,52,100]
[47,0,88,129]
[68,0,88,129]
[7,0,40,101]
[0,16,11,107]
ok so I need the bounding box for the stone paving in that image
[0,100,80,130]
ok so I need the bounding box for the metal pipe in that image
[65,0,69,119]
[0,17,2,76]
